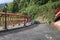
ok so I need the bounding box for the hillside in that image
[0,4,5,8]
[0,0,60,24]
[35,1,60,24]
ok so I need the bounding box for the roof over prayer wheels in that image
[54,7,60,16]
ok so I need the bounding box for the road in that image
[0,24,60,40]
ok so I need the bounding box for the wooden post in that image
[4,4,8,30]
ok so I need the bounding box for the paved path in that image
[0,24,60,40]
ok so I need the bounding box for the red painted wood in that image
[54,7,60,15]
[51,22,60,29]
[0,12,30,18]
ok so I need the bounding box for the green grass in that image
[32,1,60,24]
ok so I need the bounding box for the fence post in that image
[23,11,27,27]
[4,4,8,30]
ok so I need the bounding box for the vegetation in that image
[0,0,60,24]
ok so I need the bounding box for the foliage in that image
[7,3,13,12]
[0,0,60,24]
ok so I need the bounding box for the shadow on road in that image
[0,24,39,36]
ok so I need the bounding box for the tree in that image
[3,4,8,12]
[7,3,13,12]
[12,0,19,13]
[49,0,60,2]
[34,0,49,5]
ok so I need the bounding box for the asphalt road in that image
[0,24,60,40]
